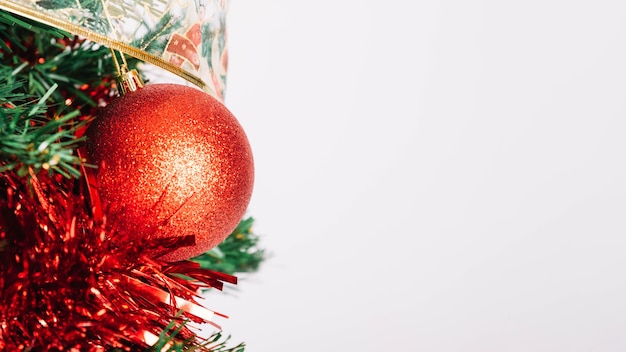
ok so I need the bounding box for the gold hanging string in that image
[110,48,122,77]
[120,52,130,71]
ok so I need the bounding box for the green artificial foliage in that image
[0,78,86,177]
[193,217,266,275]
[0,10,133,176]
[151,328,245,352]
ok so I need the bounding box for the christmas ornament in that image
[85,78,254,261]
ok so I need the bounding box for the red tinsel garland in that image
[0,170,236,350]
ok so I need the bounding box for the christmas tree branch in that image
[0,9,67,37]
[192,217,265,275]
[0,9,139,178]
[0,75,86,177]
[146,316,245,352]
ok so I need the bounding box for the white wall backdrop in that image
[205,1,626,351]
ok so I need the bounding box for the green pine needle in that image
[0,10,68,37]
[192,217,265,275]
[0,77,86,177]
[143,313,245,352]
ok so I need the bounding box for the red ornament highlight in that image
[85,84,254,261]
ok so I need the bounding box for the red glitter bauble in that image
[85,84,254,261]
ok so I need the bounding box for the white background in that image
[205,1,626,351]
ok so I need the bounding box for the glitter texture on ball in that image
[85,84,254,261]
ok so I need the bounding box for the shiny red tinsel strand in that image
[0,171,236,351]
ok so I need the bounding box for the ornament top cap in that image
[118,67,144,95]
